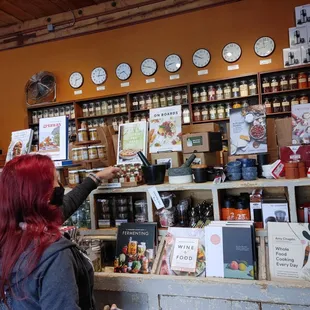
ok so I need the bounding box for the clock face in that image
[254,36,275,57]
[69,72,83,89]
[222,43,242,63]
[164,54,182,73]
[115,63,132,81]
[91,67,107,85]
[192,48,211,68]
[141,58,157,76]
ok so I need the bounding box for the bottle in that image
[160,92,167,107]
[182,89,188,104]
[120,98,127,112]
[139,95,146,110]
[146,94,153,109]
[174,90,182,105]
[200,86,207,102]
[192,87,199,103]
[114,99,120,113]
[132,96,139,111]
[152,93,160,108]
[101,101,108,115]
[215,84,224,100]
[224,83,232,99]
[167,91,174,106]
[107,100,114,114]
[201,106,209,121]
[182,108,190,124]
[193,106,201,122]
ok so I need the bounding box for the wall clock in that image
[222,43,242,63]
[69,72,83,89]
[141,58,157,76]
[192,48,211,68]
[254,36,275,57]
[91,67,107,85]
[164,54,182,73]
[116,63,132,81]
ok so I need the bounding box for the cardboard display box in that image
[275,118,292,148]
[182,132,222,153]
[262,197,289,228]
[151,152,183,169]
[182,123,220,134]
[183,152,221,166]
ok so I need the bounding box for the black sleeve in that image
[61,177,98,222]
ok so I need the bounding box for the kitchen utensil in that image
[137,151,151,167]
[160,192,175,209]
[168,154,196,184]
[142,165,166,185]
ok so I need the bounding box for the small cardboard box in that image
[182,123,220,134]
[275,118,292,148]
[183,152,220,166]
[262,197,289,228]
[151,152,183,169]
[182,132,222,153]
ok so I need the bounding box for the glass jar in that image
[81,121,87,129]
[72,148,79,161]
[242,100,249,108]
[133,115,140,122]
[92,119,99,127]
[89,128,98,141]
[289,74,298,90]
[120,98,127,112]
[78,129,88,142]
[167,91,174,106]
[32,111,38,124]
[152,93,160,108]
[69,171,79,186]
[200,86,207,102]
[182,89,188,104]
[300,94,309,104]
[232,82,240,98]
[88,146,98,160]
[99,118,105,127]
[272,97,282,113]
[298,72,308,89]
[43,109,48,118]
[97,145,106,159]
[48,109,54,118]
[217,104,225,119]
[112,117,118,131]
[77,148,83,161]
[182,108,190,124]
[240,80,249,97]
[87,120,93,128]
[70,106,75,119]
[132,96,139,111]
[224,83,232,99]
[101,101,108,115]
[280,75,289,91]
[88,102,95,116]
[262,77,270,93]
[146,94,153,109]
[81,147,88,160]
[291,95,299,106]
[270,76,279,92]
[37,110,42,120]
[65,106,71,118]
[160,92,167,107]
[118,116,124,125]
[207,85,216,101]
[281,96,291,112]
[82,104,89,117]
[139,95,146,110]
[141,113,147,122]
[209,105,217,120]
[201,106,209,121]
[113,99,120,113]
[263,97,272,112]
[249,79,257,95]
[94,102,101,116]
[233,101,241,109]
[158,208,175,228]
[107,100,114,114]
[193,106,201,122]
[54,107,60,117]
[192,87,199,103]
[216,84,224,100]
[225,103,232,117]
[174,90,182,105]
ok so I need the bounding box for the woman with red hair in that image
[0,154,119,309]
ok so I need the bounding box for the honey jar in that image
[81,147,89,160]
[88,146,98,160]
[69,170,79,186]
[72,148,79,161]
[89,128,98,141]
[78,129,88,142]
[97,145,106,159]
[298,72,308,89]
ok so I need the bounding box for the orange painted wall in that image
[0,0,307,150]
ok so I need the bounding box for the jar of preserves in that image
[280,75,289,91]
[298,72,308,89]
[97,145,106,159]
[262,77,270,93]
[174,90,182,105]
[65,106,71,118]
[232,82,240,98]
[112,117,118,131]
[225,103,232,117]
[139,95,146,110]
[132,96,139,111]
[77,147,83,161]
[200,86,207,102]
[89,128,98,141]
[72,148,79,161]
[240,80,249,97]
[87,120,93,128]
[242,100,249,108]
[54,107,60,117]
[78,129,88,142]
[92,119,99,127]
[193,106,201,122]
[88,102,95,116]
[249,79,257,95]
[88,146,98,160]
[217,104,225,119]
[281,96,291,112]
[201,106,209,121]
[81,121,87,130]
[289,74,298,90]
[233,101,241,109]
[146,94,153,109]
[69,170,79,186]
[291,95,299,106]
[81,147,89,160]
[182,108,190,124]
[167,91,174,106]
[160,92,167,107]
[107,100,114,114]
[43,109,48,118]
[48,109,54,118]
[95,102,101,116]
[182,89,188,104]
[209,105,217,120]
[152,93,160,108]
[32,111,38,124]
[224,83,232,99]
[270,76,279,92]
[216,84,224,100]
[120,98,127,112]
[192,87,199,103]
[300,94,309,104]
[272,97,282,113]
[207,85,216,101]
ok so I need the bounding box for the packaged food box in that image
[182,132,222,153]
[280,145,310,168]
[183,152,220,166]
[262,197,289,228]
[182,123,220,134]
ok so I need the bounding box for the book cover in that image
[205,225,255,280]
[268,222,310,281]
[160,227,206,277]
[6,129,33,162]
[117,121,148,165]
[149,106,182,153]
[292,103,310,145]
[114,223,157,274]
[39,116,68,161]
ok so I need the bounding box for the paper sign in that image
[96,86,105,91]
[121,82,130,87]
[228,65,239,71]
[170,74,180,80]
[148,186,165,210]
[98,183,121,189]
[198,69,208,76]
[146,78,155,84]
[260,59,272,65]
[171,237,199,272]
[74,90,82,95]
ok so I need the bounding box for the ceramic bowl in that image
[227,172,242,181]
[227,161,242,168]
[242,167,257,180]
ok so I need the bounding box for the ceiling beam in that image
[0,1,35,21]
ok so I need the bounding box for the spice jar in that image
[300,94,309,104]
[112,117,118,131]
[289,74,298,90]
[182,108,190,124]
[192,87,199,103]
[270,76,279,92]
[280,75,289,91]
[97,145,106,159]
[217,104,225,119]
[291,95,299,106]
[298,72,308,89]
[88,146,98,160]
[272,97,282,113]
[262,77,270,93]
[233,101,241,109]
[264,98,272,114]
[146,94,153,109]
[174,90,182,105]
[232,82,240,98]
[69,170,79,186]
[120,98,127,112]
[72,148,79,161]
[240,80,249,97]
[182,89,188,104]
[81,147,89,160]
[281,96,291,112]
[225,103,232,117]
[132,96,139,111]
[224,83,232,99]
[32,111,38,124]
[42,109,48,118]
[89,128,98,141]
[216,84,224,100]
[139,95,146,110]
[249,79,257,95]
[208,85,216,101]
[242,100,249,108]
[48,109,54,118]
[54,108,60,117]
[209,105,217,120]
[201,106,209,121]
[167,91,174,106]
[78,129,88,142]
[193,106,201,122]
[152,93,160,108]
[95,102,102,116]
[160,92,167,107]
[82,104,89,117]
[88,102,95,117]
[107,100,114,114]
[200,86,207,102]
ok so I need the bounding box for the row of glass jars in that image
[68,168,104,186]
[72,145,106,162]
[32,105,74,124]
[192,80,257,103]
[132,89,188,110]
[82,98,127,117]
[261,72,310,93]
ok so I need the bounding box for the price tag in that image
[148,186,165,210]
[99,183,121,189]
[227,65,239,71]
[198,69,208,76]
[74,90,82,95]
[121,82,130,87]
[170,74,180,80]
[96,86,105,91]
[260,59,272,65]
[146,78,155,84]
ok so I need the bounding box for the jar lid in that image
[89,146,97,149]
[89,128,97,131]
[78,128,86,131]
[85,169,93,172]
[69,170,78,173]
[96,145,104,148]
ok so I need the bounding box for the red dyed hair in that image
[0,154,63,301]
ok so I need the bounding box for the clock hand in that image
[143,66,154,69]
[167,62,175,66]
[194,55,203,59]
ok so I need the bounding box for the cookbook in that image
[292,103,310,145]
[149,106,182,153]
[229,105,267,155]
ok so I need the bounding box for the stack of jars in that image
[131,89,188,110]
[261,72,310,93]
[192,79,257,103]
[72,145,107,162]
[31,104,75,124]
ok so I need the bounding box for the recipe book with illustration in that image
[114,223,157,274]
[268,222,310,281]
[159,227,206,277]
[205,222,256,280]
